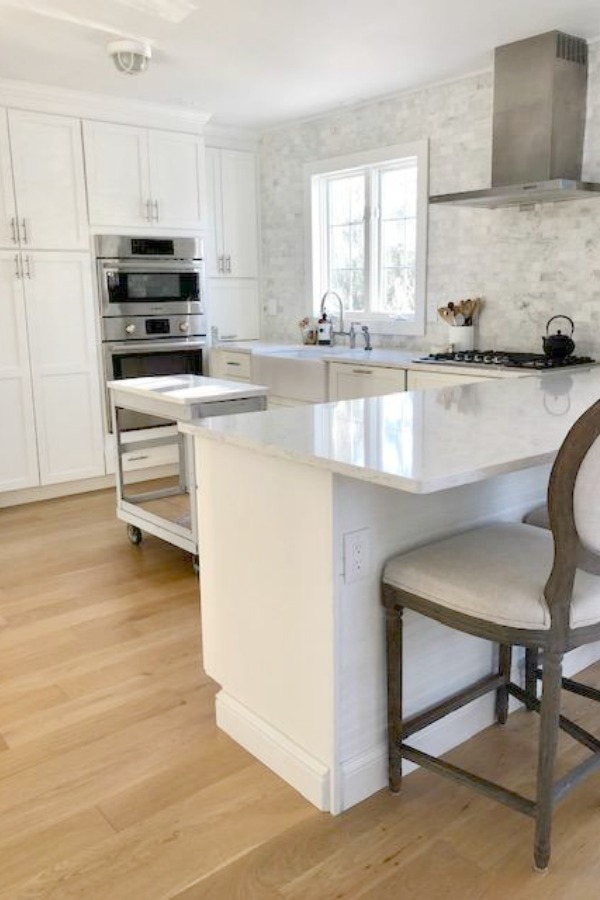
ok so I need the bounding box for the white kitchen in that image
[3,0,600,896]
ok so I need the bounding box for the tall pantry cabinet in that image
[0,108,104,492]
[205,148,260,341]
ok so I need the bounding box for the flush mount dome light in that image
[107,39,152,75]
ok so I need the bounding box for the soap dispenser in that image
[317,313,333,345]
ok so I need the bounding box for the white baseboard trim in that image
[215,691,331,811]
[340,641,600,811]
[0,464,177,508]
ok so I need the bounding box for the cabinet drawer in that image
[218,350,251,380]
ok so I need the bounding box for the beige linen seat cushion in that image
[383,523,600,631]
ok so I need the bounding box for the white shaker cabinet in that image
[24,253,105,485]
[1,251,105,492]
[208,278,260,342]
[83,120,205,231]
[0,110,88,250]
[206,148,258,278]
[0,250,39,491]
[328,362,406,400]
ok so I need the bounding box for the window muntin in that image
[308,142,427,336]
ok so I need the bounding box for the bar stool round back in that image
[382,398,600,872]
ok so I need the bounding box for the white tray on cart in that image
[108,375,268,571]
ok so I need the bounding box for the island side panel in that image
[332,465,554,810]
[194,437,337,810]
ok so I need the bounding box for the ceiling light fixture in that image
[107,39,152,75]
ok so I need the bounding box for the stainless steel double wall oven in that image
[97,235,207,429]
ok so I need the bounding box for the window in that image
[307,142,428,335]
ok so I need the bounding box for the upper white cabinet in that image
[83,121,205,231]
[0,109,88,250]
[206,148,258,277]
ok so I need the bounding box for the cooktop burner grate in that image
[416,350,596,369]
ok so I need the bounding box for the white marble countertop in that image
[180,367,600,493]
[211,341,537,378]
[108,375,269,422]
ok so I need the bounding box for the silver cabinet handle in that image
[145,199,152,222]
[10,217,17,243]
[226,360,241,367]
[220,334,237,340]
[153,200,159,221]
[217,254,223,273]
[20,218,27,244]
[352,368,373,375]
[226,255,232,274]
[25,255,31,278]
[14,253,20,279]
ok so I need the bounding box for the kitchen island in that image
[181,368,600,814]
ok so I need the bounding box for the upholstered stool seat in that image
[382,398,600,873]
[384,522,600,631]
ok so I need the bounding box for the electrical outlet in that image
[343,528,370,583]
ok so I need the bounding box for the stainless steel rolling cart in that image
[108,375,268,571]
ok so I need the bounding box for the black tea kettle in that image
[542,315,575,360]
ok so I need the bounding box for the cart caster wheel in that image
[127,525,143,545]
[192,555,200,576]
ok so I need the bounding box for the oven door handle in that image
[99,260,203,274]
[105,339,207,353]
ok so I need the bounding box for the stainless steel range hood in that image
[430,31,600,209]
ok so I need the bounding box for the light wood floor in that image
[3,491,600,898]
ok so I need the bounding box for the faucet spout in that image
[320,290,345,336]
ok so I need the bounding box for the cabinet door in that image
[406,370,491,390]
[0,250,39,491]
[24,252,105,485]
[205,148,223,276]
[329,363,406,400]
[208,278,260,341]
[9,110,88,250]
[83,121,150,228]
[0,111,18,249]
[148,130,205,230]
[220,150,258,277]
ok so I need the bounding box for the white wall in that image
[259,44,600,357]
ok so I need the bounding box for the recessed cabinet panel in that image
[9,110,88,250]
[205,148,222,276]
[0,111,17,250]
[208,279,260,341]
[148,130,204,230]
[83,121,150,227]
[25,253,104,485]
[0,250,38,490]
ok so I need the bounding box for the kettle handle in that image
[546,315,574,336]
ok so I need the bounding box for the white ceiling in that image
[0,0,599,128]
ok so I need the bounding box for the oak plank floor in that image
[2,490,600,897]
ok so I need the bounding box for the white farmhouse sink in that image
[251,351,329,402]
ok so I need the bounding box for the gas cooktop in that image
[415,351,596,370]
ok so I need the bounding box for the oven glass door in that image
[106,344,203,430]
[106,269,201,305]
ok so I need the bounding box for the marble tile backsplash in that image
[259,44,600,359]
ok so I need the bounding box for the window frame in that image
[305,141,429,336]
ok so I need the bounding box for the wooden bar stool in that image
[382,398,600,872]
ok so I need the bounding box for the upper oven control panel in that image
[102,314,207,342]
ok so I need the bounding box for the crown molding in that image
[0,77,212,133]
[205,121,259,150]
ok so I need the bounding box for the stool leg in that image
[385,600,403,793]
[534,649,563,873]
[495,644,512,725]
[525,647,539,711]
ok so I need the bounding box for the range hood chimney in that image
[430,31,600,208]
